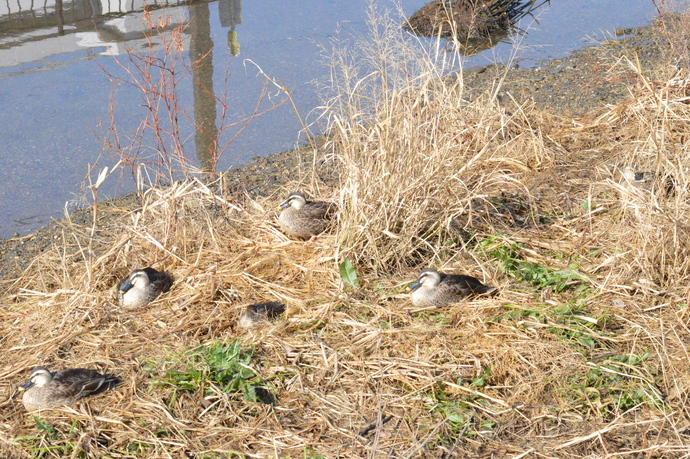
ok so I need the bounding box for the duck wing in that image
[52,369,121,399]
[442,274,496,296]
[248,302,286,320]
[303,201,337,220]
[143,267,173,293]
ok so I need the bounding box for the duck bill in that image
[119,281,134,295]
[279,200,290,209]
[19,380,34,391]
[409,280,421,290]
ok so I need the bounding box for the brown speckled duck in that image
[278,192,336,239]
[19,366,121,411]
[409,268,495,308]
[238,302,286,329]
[116,267,173,308]
[622,166,676,197]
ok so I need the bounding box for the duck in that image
[409,268,496,308]
[622,166,676,197]
[116,267,173,308]
[238,302,286,329]
[278,192,336,239]
[19,366,121,411]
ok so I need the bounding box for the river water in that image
[0,0,657,237]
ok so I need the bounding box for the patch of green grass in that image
[411,311,452,325]
[423,377,498,439]
[491,300,611,354]
[424,392,472,433]
[32,416,58,438]
[117,441,156,456]
[469,366,491,388]
[561,351,663,418]
[302,446,326,459]
[479,236,588,292]
[150,340,272,405]
[14,418,83,458]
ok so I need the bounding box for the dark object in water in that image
[403,0,548,55]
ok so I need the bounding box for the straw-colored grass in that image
[4,3,690,458]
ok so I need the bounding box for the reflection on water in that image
[0,0,189,64]
[190,1,219,174]
[0,0,658,238]
[220,0,242,56]
[404,0,550,56]
[190,0,240,174]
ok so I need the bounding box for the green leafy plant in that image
[339,258,359,288]
[479,236,588,292]
[13,418,83,458]
[152,340,271,404]
[562,351,663,418]
[424,392,471,433]
[491,300,608,354]
[32,416,58,438]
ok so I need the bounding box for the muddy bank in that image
[0,23,671,283]
[464,25,668,115]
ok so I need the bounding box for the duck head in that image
[20,367,53,390]
[118,270,151,295]
[409,268,442,290]
[280,192,307,210]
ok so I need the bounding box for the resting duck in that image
[278,192,336,239]
[622,166,676,197]
[238,302,286,328]
[409,268,495,307]
[116,267,172,308]
[19,366,120,411]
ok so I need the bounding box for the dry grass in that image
[4,4,690,459]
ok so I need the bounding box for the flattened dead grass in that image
[3,5,690,459]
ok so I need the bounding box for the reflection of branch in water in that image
[98,3,284,187]
[403,0,550,55]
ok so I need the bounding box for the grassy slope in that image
[3,5,690,459]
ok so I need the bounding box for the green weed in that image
[14,419,83,458]
[561,351,663,418]
[32,416,58,438]
[424,392,472,433]
[339,258,359,288]
[491,301,610,354]
[470,366,491,388]
[303,447,326,459]
[479,236,588,292]
[151,340,272,405]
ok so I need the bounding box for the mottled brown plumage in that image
[116,267,172,308]
[238,302,286,329]
[409,268,495,308]
[278,192,336,239]
[622,166,676,197]
[19,366,120,411]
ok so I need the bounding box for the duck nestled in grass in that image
[116,267,172,308]
[278,192,337,240]
[622,166,676,197]
[19,366,121,411]
[409,268,496,308]
[238,302,286,329]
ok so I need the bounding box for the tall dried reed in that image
[322,4,550,273]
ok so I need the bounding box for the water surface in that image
[0,0,657,237]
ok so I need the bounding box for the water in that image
[0,0,657,237]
